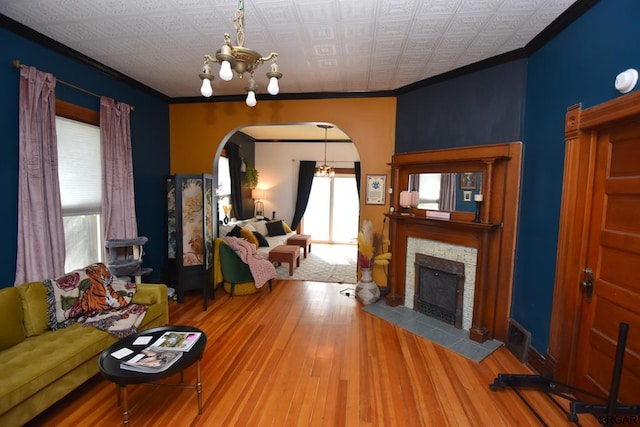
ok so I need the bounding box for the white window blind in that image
[56,116,102,214]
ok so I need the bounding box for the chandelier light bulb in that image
[267,76,279,95]
[219,60,233,81]
[200,78,213,97]
[246,90,257,107]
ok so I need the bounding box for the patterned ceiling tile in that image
[336,0,377,20]
[0,0,578,98]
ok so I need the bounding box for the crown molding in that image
[1,14,169,102]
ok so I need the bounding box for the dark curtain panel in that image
[291,161,316,230]
[226,143,245,220]
[355,161,361,199]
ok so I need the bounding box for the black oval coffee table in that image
[99,325,207,425]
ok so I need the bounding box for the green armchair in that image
[218,241,273,296]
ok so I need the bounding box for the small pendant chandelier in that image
[315,124,335,178]
[198,0,282,107]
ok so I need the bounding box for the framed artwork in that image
[459,172,478,190]
[365,174,386,205]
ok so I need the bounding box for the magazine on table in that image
[151,331,202,352]
[120,346,182,373]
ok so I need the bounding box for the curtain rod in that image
[12,59,135,111]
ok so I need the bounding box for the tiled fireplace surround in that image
[405,237,477,331]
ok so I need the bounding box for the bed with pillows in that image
[218,218,297,257]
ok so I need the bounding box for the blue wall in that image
[0,26,170,287]
[515,0,640,351]
[396,0,640,353]
[395,59,527,152]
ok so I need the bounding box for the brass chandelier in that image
[315,124,335,178]
[198,0,282,107]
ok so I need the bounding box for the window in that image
[56,116,102,271]
[304,173,359,243]
[217,155,232,221]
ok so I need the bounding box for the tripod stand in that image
[490,322,639,426]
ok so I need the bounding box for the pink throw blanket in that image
[223,236,276,288]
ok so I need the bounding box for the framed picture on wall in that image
[459,172,478,190]
[365,174,386,205]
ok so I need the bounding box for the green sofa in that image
[0,281,169,426]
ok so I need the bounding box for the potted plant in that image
[244,165,259,189]
[372,239,391,290]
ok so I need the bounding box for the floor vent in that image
[506,319,531,363]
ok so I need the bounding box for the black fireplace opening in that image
[414,253,465,329]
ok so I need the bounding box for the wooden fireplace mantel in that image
[386,142,523,343]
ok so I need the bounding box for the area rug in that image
[362,300,503,363]
[274,244,357,284]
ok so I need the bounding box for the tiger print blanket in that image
[44,262,147,338]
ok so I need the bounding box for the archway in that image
[211,122,361,238]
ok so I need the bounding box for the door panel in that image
[573,120,640,403]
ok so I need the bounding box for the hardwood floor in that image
[27,280,600,426]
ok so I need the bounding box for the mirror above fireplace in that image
[408,172,483,213]
[390,144,515,223]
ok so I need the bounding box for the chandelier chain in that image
[315,124,335,178]
[234,0,245,47]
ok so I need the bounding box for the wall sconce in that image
[251,189,265,218]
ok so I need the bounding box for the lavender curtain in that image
[15,66,66,284]
[100,97,138,241]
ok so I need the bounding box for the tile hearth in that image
[363,300,503,362]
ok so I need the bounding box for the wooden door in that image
[572,118,640,403]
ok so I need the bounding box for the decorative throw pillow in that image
[227,225,243,237]
[218,223,236,237]
[44,270,85,330]
[17,281,49,336]
[281,221,292,233]
[252,220,269,236]
[266,220,286,236]
[253,231,270,247]
[240,227,259,247]
[0,287,26,350]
